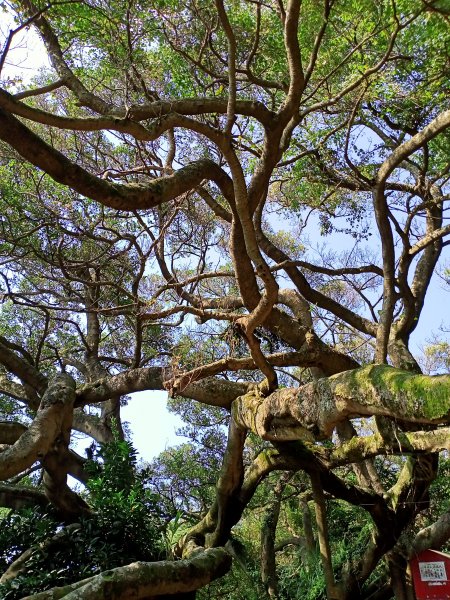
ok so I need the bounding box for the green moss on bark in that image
[331,365,450,421]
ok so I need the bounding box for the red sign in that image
[410,549,450,599]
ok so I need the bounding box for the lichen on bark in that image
[332,365,450,420]
[233,365,450,442]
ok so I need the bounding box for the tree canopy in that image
[0,0,450,598]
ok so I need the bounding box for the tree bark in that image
[310,471,342,600]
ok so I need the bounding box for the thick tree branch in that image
[0,373,75,480]
[21,548,231,599]
[0,483,48,510]
[0,108,234,211]
[233,365,450,441]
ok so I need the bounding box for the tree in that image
[0,0,450,597]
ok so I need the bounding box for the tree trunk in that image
[386,551,415,600]
[301,498,316,557]
[261,478,285,597]
[310,471,342,600]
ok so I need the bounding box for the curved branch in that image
[233,365,450,441]
[377,110,450,183]
[411,510,450,555]
[0,108,234,211]
[0,373,75,480]
[373,109,450,360]
[257,229,377,336]
[17,0,113,115]
[0,89,274,132]
[22,548,231,600]
[0,336,47,397]
[75,367,253,409]
[0,483,48,510]
[329,427,450,467]
[0,421,27,444]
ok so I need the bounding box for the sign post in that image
[410,549,450,599]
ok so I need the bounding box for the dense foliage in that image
[0,435,163,598]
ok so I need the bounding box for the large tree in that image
[0,0,450,597]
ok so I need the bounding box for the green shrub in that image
[0,435,164,599]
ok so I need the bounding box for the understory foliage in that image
[0,435,164,599]
[0,0,450,598]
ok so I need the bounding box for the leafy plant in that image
[0,435,164,599]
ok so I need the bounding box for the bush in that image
[0,435,164,599]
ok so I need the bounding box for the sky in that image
[121,392,185,460]
[0,14,50,81]
[71,391,185,462]
[1,12,449,463]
